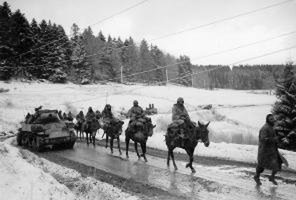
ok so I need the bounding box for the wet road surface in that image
[44,142,296,200]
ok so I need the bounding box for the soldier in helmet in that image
[102,104,116,128]
[67,111,74,121]
[62,112,67,120]
[58,110,63,120]
[85,107,96,122]
[127,100,145,132]
[172,97,192,147]
[76,110,85,123]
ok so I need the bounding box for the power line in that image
[8,0,291,63]
[4,0,292,72]
[112,30,296,81]
[110,44,296,95]
[2,29,296,87]
[22,44,296,109]
[71,45,296,104]
[10,0,149,59]
[89,0,148,27]
[151,0,293,41]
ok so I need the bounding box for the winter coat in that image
[85,111,96,122]
[76,113,85,122]
[257,123,283,171]
[127,106,144,120]
[172,104,190,121]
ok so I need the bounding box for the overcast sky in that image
[5,0,296,65]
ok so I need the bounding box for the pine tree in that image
[0,2,15,79]
[36,21,69,80]
[69,23,91,83]
[272,62,296,151]
[176,55,192,86]
[98,37,121,82]
[28,18,42,78]
[150,45,165,83]
[139,39,153,83]
[120,37,139,82]
[9,9,34,77]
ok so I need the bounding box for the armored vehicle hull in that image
[17,109,76,151]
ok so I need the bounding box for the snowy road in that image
[41,143,296,200]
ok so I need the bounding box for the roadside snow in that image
[0,138,139,200]
[0,141,75,200]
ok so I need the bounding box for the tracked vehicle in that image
[17,109,76,151]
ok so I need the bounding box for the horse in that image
[125,118,156,162]
[83,119,101,146]
[74,120,85,140]
[165,121,210,173]
[101,119,124,154]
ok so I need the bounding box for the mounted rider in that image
[101,104,116,128]
[85,107,96,122]
[62,112,67,120]
[127,100,149,133]
[172,97,194,145]
[84,107,97,131]
[58,110,63,120]
[76,110,85,123]
[67,111,74,121]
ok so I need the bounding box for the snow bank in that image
[20,146,138,200]
[0,138,139,200]
[0,141,75,200]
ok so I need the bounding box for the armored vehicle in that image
[17,109,76,151]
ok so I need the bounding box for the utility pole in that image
[165,68,169,84]
[120,65,123,83]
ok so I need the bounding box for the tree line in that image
[0,2,177,84]
[0,2,293,90]
[192,64,296,90]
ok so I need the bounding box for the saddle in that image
[103,119,123,135]
[128,117,151,137]
[167,121,192,140]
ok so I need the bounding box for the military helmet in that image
[105,104,111,110]
[177,97,184,104]
[133,100,138,106]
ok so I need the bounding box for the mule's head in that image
[146,118,156,137]
[196,121,210,147]
[116,120,124,133]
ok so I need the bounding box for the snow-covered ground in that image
[0,80,295,171]
[0,138,139,200]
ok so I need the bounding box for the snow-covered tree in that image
[272,61,296,151]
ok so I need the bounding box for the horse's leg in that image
[110,137,114,154]
[185,148,195,173]
[86,132,89,145]
[125,137,130,159]
[140,142,148,162]
[90,132,92,144]
[92,132,96,146]
[167,147,171,168]
[105,133,108,148]
[134,142,140,159]
[117,136,122,155]
[170,149,178,170]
